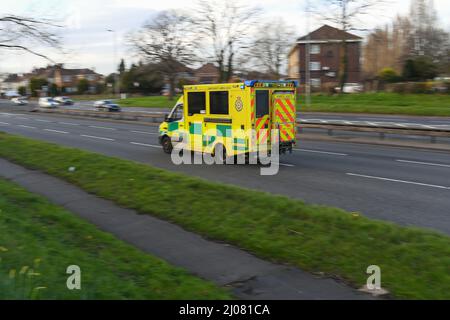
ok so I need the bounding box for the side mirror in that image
[164,114,169,121]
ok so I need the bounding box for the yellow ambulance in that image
[158,80,297,159]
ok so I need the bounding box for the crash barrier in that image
[33,108,163,123]
[298,122,450,144]
[33,108,450,144]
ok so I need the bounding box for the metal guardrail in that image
[33,108,163,123]
[33,108,450,143]
[298,122,450,143]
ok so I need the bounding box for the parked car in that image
[11,97,28,105]
[54,96,74,105]
[38,97,59,108]
[93,100,121,112]
[334,83,363,94]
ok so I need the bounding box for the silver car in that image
[93,100,121,112]
[11,97,28,105]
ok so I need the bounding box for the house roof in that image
[3,74,21,83]
[297,25,362,42]
[59,68,100,76]
[195,63,219,75]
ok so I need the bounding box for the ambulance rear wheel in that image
[162,136,173,154]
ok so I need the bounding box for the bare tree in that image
[192,0,260,82]
[250,20,295,79]
[313,0,389,91]
[408,0,449,73]
[129,10,197,100]
[0,15,61,60]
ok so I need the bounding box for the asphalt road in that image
[4,99,450,129]
[1,109,449,235]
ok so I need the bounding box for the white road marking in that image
[16,117,29,120]
[89,125,116,130]
[44,129,68,134]
[131,130,158,135]
[18,125,36,129]
[396,159,450,168]
[34,119,51,123]
[294,148,348,156]
[279,163,295,167]
[346,173,449,190]
[0,122,9,125]
[130,142,160,148]
[59,122,80,126]
[81,135,115,141]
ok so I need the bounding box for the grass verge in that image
[119,96,180,108]
[299,93,450,116]
[117,93,450,117]
[0,132,449,299]
[0,177,230,299]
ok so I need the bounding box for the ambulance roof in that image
[183,80,298,91]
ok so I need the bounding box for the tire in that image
[162,136,173,154]
[213,144,226,164]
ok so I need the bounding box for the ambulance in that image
[158,80,298,160]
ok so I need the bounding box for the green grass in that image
[118,93,450,116]
[0,177,230,300]
[119,96,181,108]
[0,132,449,299]
[299,93,450,116]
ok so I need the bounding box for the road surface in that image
[3,99,450,129]
[0,109,449,235]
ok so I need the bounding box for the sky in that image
[1,0,449,75]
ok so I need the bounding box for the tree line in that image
[363,0,450,83]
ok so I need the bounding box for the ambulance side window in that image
[188,92,206,116]
[209,91,229,115]
[256,90,269,118]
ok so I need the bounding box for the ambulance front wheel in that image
[162,136,173,154]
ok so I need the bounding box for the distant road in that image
[3,98,450,129]
[1,107,449,235]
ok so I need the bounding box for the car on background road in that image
[54,96,74,105]
[93,100,121,112]
[11,97,28,105]
[334,83,363,94]
[38,97,59,108]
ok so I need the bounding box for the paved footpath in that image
[0,158,373,300]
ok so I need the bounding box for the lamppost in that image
[305,0,311,108]
[107,29,119,99]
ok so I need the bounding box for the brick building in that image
[288,25,363,89]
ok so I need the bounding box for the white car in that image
[54,96,74,105]
[39,97,59,108]
[334,83,363,94]
[11,97,28,105]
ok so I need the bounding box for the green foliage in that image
[77,79,90,94]
[29,77,48,97]
[118,58,126,75]
[379,68,402,83]
[0,178,230,299]
[49,83,59,96]
[120,64,164,94]
[402,57,438,81]
[0,133,449,299]
[18,86,27,96]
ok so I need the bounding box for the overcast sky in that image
[1,0,449,75]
